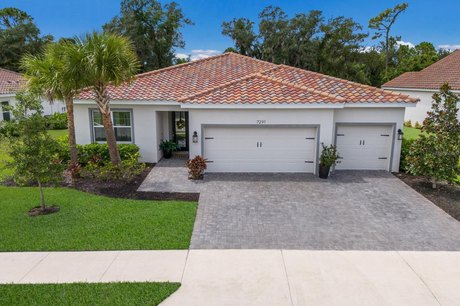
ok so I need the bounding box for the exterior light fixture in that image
[397,129,403,140]
[192,131,198,143]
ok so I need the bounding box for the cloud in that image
[396,40,415,48]
[438,44,460,50]
[190,49,221,61]
[175,53,189,60]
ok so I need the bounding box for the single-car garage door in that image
[335,125,394,170]
[203,126,317,173]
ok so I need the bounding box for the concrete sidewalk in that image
[1,250,459,306]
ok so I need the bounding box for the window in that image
[91,109,133,143]
[1,101,10,121]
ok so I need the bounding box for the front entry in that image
[172,111,189,151]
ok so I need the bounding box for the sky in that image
[2,0,460,60]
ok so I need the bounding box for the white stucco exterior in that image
[73,100,407,173]
[0,93,66,122]
[382,87,460,124]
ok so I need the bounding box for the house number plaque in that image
[256,120,266,124]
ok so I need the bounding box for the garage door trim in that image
[201,124,320,174]
[334,122,396,171]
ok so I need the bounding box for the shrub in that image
[45,112,68,130]
[414,121,422,129]
[55,136,140,166]
[404,120,412,127]
[80,152,145,181]
[399,138,415,172]
[186,155,207,180]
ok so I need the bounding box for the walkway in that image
[1,250,459,306]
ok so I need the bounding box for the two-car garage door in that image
[203,126,317,173]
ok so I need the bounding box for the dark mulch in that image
[395,172,460,222]
[28,205,60,217]
[73,164,199,202]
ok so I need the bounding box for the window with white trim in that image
[91,109,133,143]
[1,101,11,121]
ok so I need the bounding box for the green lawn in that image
[0,282,180,306]
[47,128,68,139]
[0,186,197,251]
[403,126,422,140]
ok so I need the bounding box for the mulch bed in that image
[395,172,460,222]
[28,205,60,217]
[73,164,199,202]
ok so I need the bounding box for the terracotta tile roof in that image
[382,50,460,90]
[0,68,25,95]
[79,52,417,104]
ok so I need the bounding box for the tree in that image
[75,32,139,165]
[21,42,83,171]
[3,91,63,212]
[407,84,460,188]
[258,6,290,64]
[104,0,192,72]
[369,3,408,77]
[0,7,52,71]
[222,18,258,57]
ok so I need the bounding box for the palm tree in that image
[21,42,83,169]
[75,32,139,165]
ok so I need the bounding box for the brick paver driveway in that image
[139,162,460,250]
[190,171,460,250]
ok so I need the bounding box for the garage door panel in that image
[335,125,393,171]
[204,126,317,173]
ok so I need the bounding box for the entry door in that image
[203,126,317,173]
[335,125,393,170]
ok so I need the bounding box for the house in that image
[74,52,418,174]
[382,50,460,124]
[0,68,66,122]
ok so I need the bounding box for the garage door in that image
[335,125,393,170]
[203,126,317,173]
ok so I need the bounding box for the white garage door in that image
[335,125,393,170]
[203,126,317,173]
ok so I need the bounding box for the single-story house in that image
[0,67,65,122]
[382,50,460,124]
[75,52,418,174]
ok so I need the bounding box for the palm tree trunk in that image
[64,96,78,168]
[94,83,121,165]
[37,178,45,210]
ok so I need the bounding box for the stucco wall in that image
[387,89,460,124]
[1,95,65,122]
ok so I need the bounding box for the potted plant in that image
[159,140,177,159]
[319,144,340,179]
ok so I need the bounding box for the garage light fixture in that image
[397,129,403,140]
[192,131,199,143]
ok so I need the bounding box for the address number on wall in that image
[256,120,266,124]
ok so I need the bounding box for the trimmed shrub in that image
[404,120,412,127]
[80,152,145,181]
[414,121,422,129]
[186,155,207,180]
[45,113,68,130]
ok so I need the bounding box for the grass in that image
[0,186,197,251]
[403,126,422,140]
[47,128,68,139]
[0,282,180,306]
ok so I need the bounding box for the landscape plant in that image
[73,32,139,165]
[2,92,64,215]
[407,84,460,188]
[159,140,177,159]
[186,155,207,180]
[319,144,340,179]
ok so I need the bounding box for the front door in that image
[172,111,189,151]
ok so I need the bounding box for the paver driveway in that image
[139,161,460,250]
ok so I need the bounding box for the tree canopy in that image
[0,7,53,71]
[103,0,192,72]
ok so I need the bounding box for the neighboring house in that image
[75,53,418,174]
[0,68,65,122]
[383,50,460,124]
